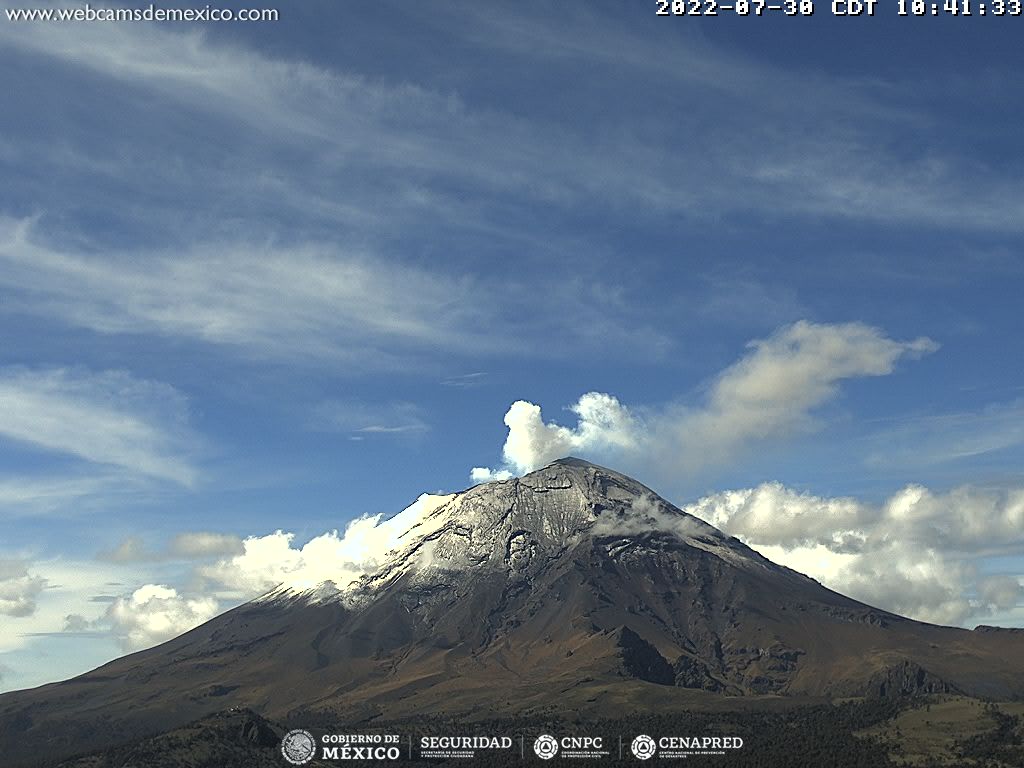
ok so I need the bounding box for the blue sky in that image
[1,1,1023,692]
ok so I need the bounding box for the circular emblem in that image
[631,734,657,760]
[280,729,316,765]
[534,733,559,760]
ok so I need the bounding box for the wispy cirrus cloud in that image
[3,11,1024,235]
[441,372,488,388]
[311,400,430,437]
[0,474,128,517]
[0,217,670,368]
[0,366,197,485]
[864,399,1024,470]
[0,217,498,368]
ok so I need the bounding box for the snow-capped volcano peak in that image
[260,457,766,605]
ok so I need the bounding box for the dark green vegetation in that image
[861,696,1024,768]
[33,696,1024,768]
[955,704,1024,767]
[42,709,286,768]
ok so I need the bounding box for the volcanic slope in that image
[1,458,1022,766]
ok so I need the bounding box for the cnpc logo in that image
[533,734,605,759]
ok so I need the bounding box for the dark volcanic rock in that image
[973,625,1024,634]
[239,714,278,746]
[868,660,960,698]
[614,626,674,685]
[672,654,724,692]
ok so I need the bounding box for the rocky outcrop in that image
[867,660,959,698]
[974,625,1024,634]
[672,653,724,692]
[614,627,674,685]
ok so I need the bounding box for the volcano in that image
[1,458,1022,766]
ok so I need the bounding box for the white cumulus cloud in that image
[684,482,1024,626]
[978,575,1022,611]
[470,467,513,483]
[496,394,639,476]
[104,584,219,651]
[0,559,47,617]
[199,493,455,597]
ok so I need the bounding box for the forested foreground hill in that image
[31,696,1024,768]
[860,695,1024,768]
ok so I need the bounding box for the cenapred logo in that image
[534,734,559,760]
[281,729,317,765]
[631,734,657,760]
